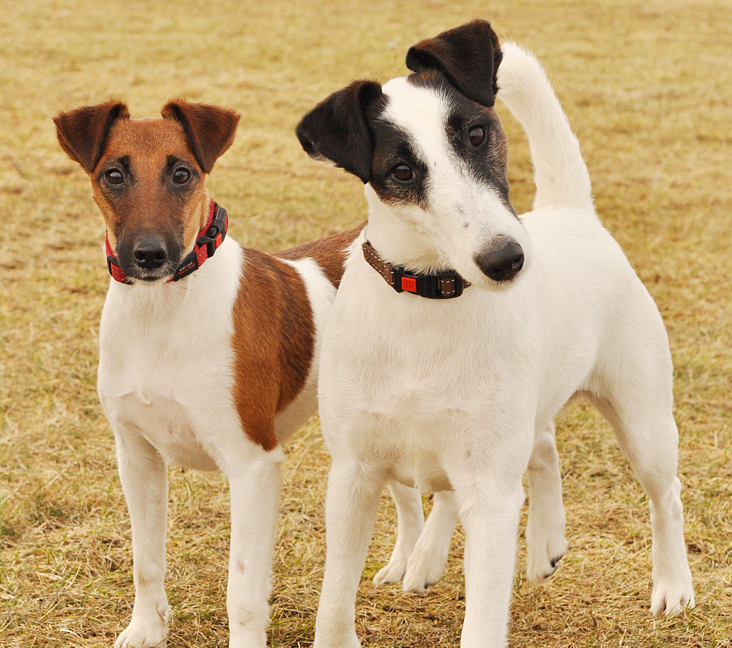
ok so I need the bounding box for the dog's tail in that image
[497,42,593,211]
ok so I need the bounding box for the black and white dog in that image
[297,21,694,647]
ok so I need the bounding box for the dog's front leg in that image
[315,460,385,648]
[448,437,530,648]
[225,450,284,648]
[113,429,170,648]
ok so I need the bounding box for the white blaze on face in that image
[378,76,531,286]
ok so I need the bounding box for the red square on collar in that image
[401,276,417,293]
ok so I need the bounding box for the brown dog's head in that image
[54,100,239,282]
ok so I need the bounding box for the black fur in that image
[296,80,382,184]
[406,19,502,107]
[367,109,430,208]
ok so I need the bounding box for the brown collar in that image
[362,241,471,299]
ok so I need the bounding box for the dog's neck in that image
[363,185,445,273]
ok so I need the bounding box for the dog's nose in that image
[474,240,524,282]
[132,238,168,269]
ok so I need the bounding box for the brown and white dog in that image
[54,100,363,648]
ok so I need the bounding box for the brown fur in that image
[276,224,365,288]
[231,250,314,452]
[231,226,363,451]
[91,118,210,250]
[54,100,130,173]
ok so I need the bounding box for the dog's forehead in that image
[102,118,193,162]
[381,76,449,147]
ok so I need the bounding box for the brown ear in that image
[54,100,130,173]
[406,20,502,107]
[161,100,240,173]
[296,80,383,184]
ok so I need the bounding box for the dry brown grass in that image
[1,0,731,646]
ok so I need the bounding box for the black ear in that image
[296,80,383,184]
[162,100,240,173]
[54,100,130,173]
[406,20,502,106]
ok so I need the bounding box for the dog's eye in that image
[173,168,191,185]
[391,164,414,182]
[105,169,124,186]
[469,126,486,147]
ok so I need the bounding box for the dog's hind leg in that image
[591,391,694,615]
[588,325,694,615]
[525,421,567,582]
[402,491,458,593]
[113,427,170,648]
[373,481,425,586]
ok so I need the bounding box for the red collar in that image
[105,201,228,284]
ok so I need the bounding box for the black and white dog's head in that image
[297,20,530,287]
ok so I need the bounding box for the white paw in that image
[114,606,169,648]
[373,556,408,586]
[526,526,567,583]
[650,581,695,616]
[402,545,448,593]
[314,628,361,648]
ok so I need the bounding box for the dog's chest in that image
[97,258,241,469]
[100,325,236,469]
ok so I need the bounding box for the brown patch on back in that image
[231,249,315,452]
[232,225,363,451]
[276,224,365,288]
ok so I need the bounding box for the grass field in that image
[1,0,731,646]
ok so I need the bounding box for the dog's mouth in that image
[125,264,179,283]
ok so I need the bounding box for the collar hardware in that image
[104,201,228,284]
[362,241,470,299]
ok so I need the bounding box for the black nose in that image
[132,238,168,269]
[474,240,524,282]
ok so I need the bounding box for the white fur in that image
[101,235,337,648]
[370,77,531,286]
[314,42,694,648]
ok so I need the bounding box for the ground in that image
[0,0,731,646]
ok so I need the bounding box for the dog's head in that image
[54,100,239,282]
[297,20,529,287]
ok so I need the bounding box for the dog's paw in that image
[401,544,448,593]
[373,557,408,586]
[114,605,169,648]
[314,628,361,648]
[526,527,567,583]
[650,581,695,616]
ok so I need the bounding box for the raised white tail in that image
[497,42,593,211]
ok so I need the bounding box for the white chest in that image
[97,241,242,470]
